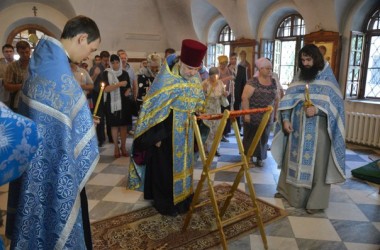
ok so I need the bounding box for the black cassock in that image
[133,111,193,216]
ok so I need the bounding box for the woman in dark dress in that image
[241,57,278,167]
[103,54,132,158]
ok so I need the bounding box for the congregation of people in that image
[0,14,346,249]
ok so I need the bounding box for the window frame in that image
[347,6,380,100]
[206,24,235,68]
[261,14,305,89]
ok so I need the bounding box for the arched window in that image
[219,24,235,43]
[7,24,54,60]
[207,24,235,68]
[260,14,305,89]
[274,14,305,88]
[276,15,305,38]
[346,7,380,99]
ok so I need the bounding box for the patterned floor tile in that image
[325,202,369,221]
[344,242,380,250]
[85,185,114,200]
[252,217,295,238]
[345,154,368,162]
[331,220,380,245]
[249,172,277,185]
[100,164,129,175]
[1,130,380,250]
[89,201,136,222]
[345,189,380,205]
[356,204,380,221]
[251,183,278,198]
[249,235,299,250]
[86,173,125,186]
[102,187,142,203]
[329,184,355,203]
[295,238,347,250]
[214,171,245,182]
[289,216,341,241]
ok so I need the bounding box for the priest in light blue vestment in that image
[9,15,101,250]
[271,44,345,214]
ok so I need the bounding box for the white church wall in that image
[69,0,168,55]
[0,0,379,116]
[0,3,67,45]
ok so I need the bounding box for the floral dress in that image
[202,79,225,152]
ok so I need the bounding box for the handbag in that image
[221,95,229,107]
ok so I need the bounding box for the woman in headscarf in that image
[103,54,132,158]
[202,67,229,156]
[241,57,278,167]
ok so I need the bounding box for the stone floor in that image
[1,131,380,250]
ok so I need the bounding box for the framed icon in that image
[304,31,341,80]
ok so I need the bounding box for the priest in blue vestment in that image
[128,39,207,216]
[271,44,346,214]
[8,16,101,249]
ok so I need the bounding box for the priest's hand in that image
[283,120,293,134]
[305,106,317,117]
[155,141,162,147]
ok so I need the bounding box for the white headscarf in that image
[105,54,123,113]
[254,57,272,77]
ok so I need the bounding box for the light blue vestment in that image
[11,36,99,249]
[0,102,40,250]
[272,65,346,188]
[0,102,39,186]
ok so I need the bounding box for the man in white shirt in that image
[0,44,14,105]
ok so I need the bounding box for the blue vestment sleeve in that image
[281,110,291,121]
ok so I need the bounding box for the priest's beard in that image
[299,65,319,82]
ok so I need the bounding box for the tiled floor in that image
[1,132,380,250]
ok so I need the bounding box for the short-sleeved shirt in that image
[247,77,277,126]
[0,58,11,103]
[4,60,28,110]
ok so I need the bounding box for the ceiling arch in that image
[5,17,61,43]
[256,1,299,40]
[191,0,223,43]
[0,0,75,18]
[0,3,71,45]
[207,16,227,43]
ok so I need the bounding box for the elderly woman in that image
[202,67,229,156]
[241,58,278,167]
[102,54,132,158]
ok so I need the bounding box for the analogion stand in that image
[182,106,273,250]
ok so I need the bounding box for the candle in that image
[304,84,313,107]
[93,82,105,117]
